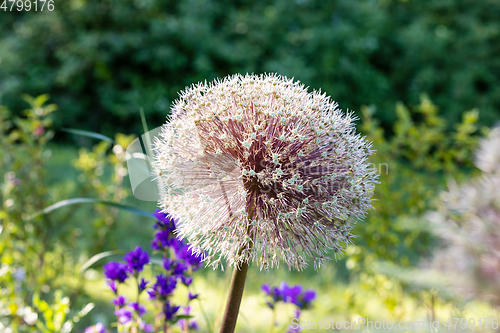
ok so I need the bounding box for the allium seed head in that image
[428,127,500,306]
[153,73,378,271]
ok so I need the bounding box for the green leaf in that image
[62,128,114,143]
[28,198,154,220]
[34,94,50,107]
[79,251,120,273]
[176,315,194,320]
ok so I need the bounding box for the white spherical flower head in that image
[153,73,378,271]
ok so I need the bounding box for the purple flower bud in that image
[129,302,147,316]
[115,308,133,324]
[148,274,177,300]
[280,282,302,305]
[188,292,199,301]
[151,229,174,250]
[112,295,127,307]
[124,246,150,273]
[107,280,117,294]
[139,321,154,333]
[103,262,128,283]
[163,257,174,271]
[271,286,281,302]
[261,283,271,295]
[303,289,316,303]
[163,301,180,320]
[139,278,149,293]
[163,257,187,276]
[189,320,200,331]
[181,276,193,286]
[152,210,177,231]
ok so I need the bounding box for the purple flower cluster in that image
[148,210,203,328]
[262,282,316,310]
[103,246,149,284]
[86,210,203,333]
[262,282,317,333]
[124,246,150,273]
[103,262,128,283]
[101,247,151,331]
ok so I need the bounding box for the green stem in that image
[219,261,250,333]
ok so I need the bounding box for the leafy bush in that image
[347,95,482,272]
[1,0,499,135]
[0,95,93,332]
[0,95,138,332]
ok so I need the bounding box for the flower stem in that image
[219,260,250,333]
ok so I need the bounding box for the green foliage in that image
[347,95,482,271]
[1,0,499,135]
[71,132,136,253]
[32,292,94,333]
[0,94,149,331]
[0,95,92,331]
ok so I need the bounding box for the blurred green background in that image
[1,0,500,332]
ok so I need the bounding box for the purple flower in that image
[263,282,316,309]
[163,257,187,276]
[271,287,282,302]
[303,289,316,303]
[280,282,302,305]
[153,210,177,231]
[148,274,177,300]
[181,276,193,286]
[103,262,128,283]
[188,292,199,301]
[163,301,180,320]
[139,321,154,332]
[295,288,316,309]
[115,308,133,324]
[151,229,174,250]
[112,295,127,307]
[129,302,147,316]
[174,242,203,270]
[107,280,117,294]
[139,278,149,293]
[261,283,271,295]
[85,323,106,333]
[124,246,150,273]
[189,321,200,330]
